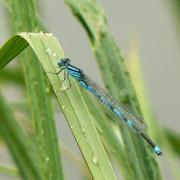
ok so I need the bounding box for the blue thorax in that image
[66,65,82,81]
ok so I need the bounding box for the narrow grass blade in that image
[0,92,43,180]
[0,163,19,177]
[163,128,180,156]
[65,1,162,179]
[82,92,134,179]
[127,37,180,179]
[0,33,117,180]
[60,142,93,179]
[4,0,64,178]
[127,35,160,142]
[0,68,24,85]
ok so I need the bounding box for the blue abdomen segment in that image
[80,81,98,96]
[113,109,134,128]
[79,81,88,89]
[153,146,162,156]
[113,109,124,120]
[80,81,117,109]
[126,120,134,128]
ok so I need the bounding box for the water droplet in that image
[46,87,50,93]
[60,86,66,91]
[74,109,79,115]
[40,130,44,135]
[82,126,86,133]
[61,105,66,110]
[45,156,50,162]
[53,53,57,57]
[92,156,98,165]
[46,47,52,55]
[46,33,53,37]
[70,124,73,129]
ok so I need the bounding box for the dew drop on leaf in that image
[46,47,52,55]
[92,155,98,165]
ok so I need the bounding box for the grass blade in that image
[163,128,180,156]
[0,92,43,179]
[127,35,160,142]
[4,0,64,179]
[0,33,117,180]
[82,92,134,179]
[0,163,19,177]
[65,1,162,179]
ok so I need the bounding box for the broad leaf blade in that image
[0,33,117,180]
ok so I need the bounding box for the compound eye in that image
[64,57,71,64]
[57,61,63,67]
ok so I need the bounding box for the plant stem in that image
[65,0,162,179]
[0,92,43,179]
[4,0,64,179]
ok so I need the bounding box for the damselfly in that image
[56,57,162,156]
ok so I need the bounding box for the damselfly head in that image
[58,58,71,67]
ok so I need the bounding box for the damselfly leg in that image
[47,68,71,91]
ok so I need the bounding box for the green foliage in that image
[0,163,19,177]
[3,0,64,178]
[82,91,135,179]
[0,0,179,179]
[65,0,161,180]
[0,92,43,179]
[0,33,117,180]
[164,128,180,156]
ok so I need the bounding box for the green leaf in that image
[0,92,43,180]
[0,163,19,177]
[0,68,24,85]
[127,35,161,142]
[0,36,28,69]
[4,0,64,178]
[82,92,134,180]
[164,128,180,156]
[65,1,162,179]
[0,33,117,180]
